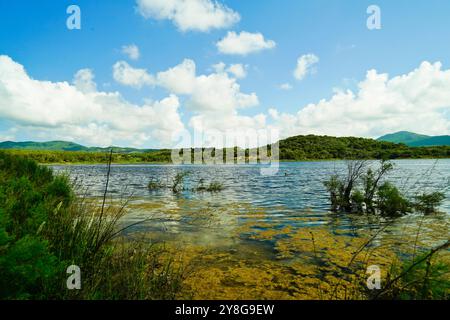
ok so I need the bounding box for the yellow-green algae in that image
[108,197,450,299]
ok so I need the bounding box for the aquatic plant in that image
[376,182,411,216]
[414,192,446,214]
[206,182,225,192]
[148,178,164,190]
[196,180,225,193]
[324,160,414,216]
[172,172,190,194]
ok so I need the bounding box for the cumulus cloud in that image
[216,31,276,55]
[113,61,155,88]
[121,44,140,60]
[227,64,247,79]
[156,59,197,94]
[73,69,97,93]
[156,59,258,113]
[271,61,450,139]
[294,54,319,80]
[153,59,262,141]
[0,55,184,147]
[136,0,240,32]
[113,58,258,114]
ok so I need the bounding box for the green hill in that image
[1,135,450,163]
[409,136,450,147]
[0,141,87,151]
[278,134,449,160]
[0,141,155,153]
[377,131,450,147]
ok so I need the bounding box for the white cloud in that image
[227,64,247,79]
[155,59,261,140]
[270,61,450,139]
[0,55,184,147]
[112,59,257,115]
[294,54,319,80]
[278,83,292,90]
[113,61,155,88]
[136,0,240,32]
[216,31,276,55]
[156,59,197,94]
[211,62,226,73]
[122,44,140,60]
[73,69,97,93]
[155,59,258,113]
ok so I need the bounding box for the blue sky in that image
[0,0,449,147]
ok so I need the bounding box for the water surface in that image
[51,159,450,244]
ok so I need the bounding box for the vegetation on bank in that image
[279,135,450,160]
[0,151,182,300]
[1,135,450,164]
[323,160,446,216]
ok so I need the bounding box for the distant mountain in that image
[377,131,450,147]
[1,135,449,163]
[408,136,450,147]
[0,141,87,151]
[0,141,155,153]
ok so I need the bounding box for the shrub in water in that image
[376,182,411,216]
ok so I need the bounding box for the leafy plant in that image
[414,192,445,214]
[376,182,411,216]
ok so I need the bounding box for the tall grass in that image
[0,151,183,300]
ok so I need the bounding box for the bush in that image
[0,151,183,300]
[376,182,411,216]
[414,192,445,214]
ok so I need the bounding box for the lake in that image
[50,159,449,243]
[50,159,450,299]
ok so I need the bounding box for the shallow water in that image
[51,160,450,298]
[50,159,450,246]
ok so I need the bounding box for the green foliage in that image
[3,149,172,164]
[376,182,411,216]
[2,134,449,165]
[0,140,159,153]
[0,152,64,298]
[279,135,450,161]
[195,180,225,192]
[172,172,190,194]
[323,160,412,216]
[205,182,225,192]
[323,175,344,211]
[148,179,164,190]
[362,161,394,211]
[0,151,183,300]
[414,192,446,214]
[373,241,450,300]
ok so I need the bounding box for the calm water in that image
[51,160,450,243]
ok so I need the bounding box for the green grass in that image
[0,151,182,300]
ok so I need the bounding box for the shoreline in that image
[40,157,450,166]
